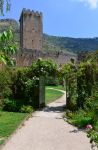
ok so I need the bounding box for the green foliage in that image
[20,105,34,113]
[94,121,98,132]
[84,94,98,111]
[3,98,20,112]
[0,59,59,111]
[86,50,98,63]
[45,76,59,86]
[66,109,93,128]
[0,0,11,15]
[3,98,34,113]
[65,88,98,146]
[63,57,98,147]
[87,130,98,147]
[31,59,58,77]
[60,61,77,110]
[0,67,12,99]
[11,67,40,108]
[60,60,97,110]
[0,27,17,65]
[77,62,95,108]
[12,67,32,100]
[0,67,38,110]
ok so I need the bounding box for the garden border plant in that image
[0,58,59,112]
[60,55,98,148]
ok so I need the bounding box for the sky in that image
[1,0,98,38]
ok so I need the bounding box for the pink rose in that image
[86,124,93,130]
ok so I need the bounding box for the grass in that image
[65,109,93,128]
[0,85,65,145]
[46,85,65,91]
[45,87,64,104]
[0,111,28,145]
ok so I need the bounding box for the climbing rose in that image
[86,124,93,130]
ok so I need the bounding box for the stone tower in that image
[19,8,43,51]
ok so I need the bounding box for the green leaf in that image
[3,31,7,38]
[0,55,7,64]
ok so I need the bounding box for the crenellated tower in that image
[19,8,43,51]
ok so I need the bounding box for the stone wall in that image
[16,49,77,67]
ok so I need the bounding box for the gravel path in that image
[1,89,96,150]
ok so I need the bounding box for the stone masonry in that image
[16,9,77,67]
[19,8,43,51]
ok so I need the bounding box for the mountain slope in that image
[0,19,20,43]
[43,34,98,53]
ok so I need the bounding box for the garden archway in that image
[31,58,59,108]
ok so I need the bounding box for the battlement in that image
[20,8,42,20]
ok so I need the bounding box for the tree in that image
[0,0,17,65]
[0,0,11,15]
[0,27,17,65]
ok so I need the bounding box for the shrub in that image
[0,59,58,111]
[66,109,93,128]
[77,62,96,108]
[65,109,74,118]
[87,130,98,147]
[20,105,34,113]
[94,121,98,132]
[3,99,34,113]
[45,76,59,86]
[31,59,58,77]
[73,116,93,128]
[11,67,29,100]
[3,98,20,112]
[66,95,77,111]
[11,67,40,108]
[0,68,12,99]
[84,97,95,110]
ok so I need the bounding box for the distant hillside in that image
[0,19,98,55]
[43,34,98,53]
[0,19,20,43]
[43,35,74,55]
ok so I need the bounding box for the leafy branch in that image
[0,27,17,66]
